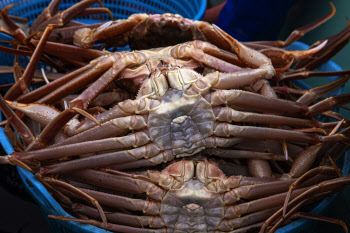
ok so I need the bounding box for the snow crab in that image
[0,1,350,232]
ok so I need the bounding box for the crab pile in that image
[0,1,350,233]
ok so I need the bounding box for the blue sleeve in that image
[216,0,296,41]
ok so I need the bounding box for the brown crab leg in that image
[213,106,318,128]
[37,52,126,104]
[69,51,148,109]
[72,203,165,229]
[0,4,29,46]
[5,24,57,101]
[0,95,34,146]
[16,55,105,103]
[20,52,139,150]
[0,5,63,71]
[282,166,339,217]
[279,69,350,81]
[171,43,244,73]
[40,143,163,174]
[260,175,350,233]
[31,0,104,32]
[218,208,278,231]
[244,2,336,49]
[5,100,60,126]
[43,177,108,228]
[66,99,137,136]
[207,148,286,161]
[74,14,148,48]
[271,210,348,233]
[67,170,166,201]
[232,139,304,157]
[31,40,105,62]
[48,22,103,44]
[108,150,174,170]
[207,90,308,116]
[0,45,32,56]
[11,130,150,161]
[295,24,350,71]
[186,40,242,66]
[50,215,167,233]
[54,114,147,147]
[212,25,275,78]
[30,0,62,32]
[225,187,309,219]
[65,186,160,215]
[213,123,347,143]
[308,93,350,115]
[297,76,350,105]
[260,40,327,70]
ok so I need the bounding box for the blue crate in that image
[0,0,206,67]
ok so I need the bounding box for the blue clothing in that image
[216,0,296,41]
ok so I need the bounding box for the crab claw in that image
[212,24,275,79]
[260,40,328,70]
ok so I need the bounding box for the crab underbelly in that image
[148,90,215,157]
[160,179,225,232]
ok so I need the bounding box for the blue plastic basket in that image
[0,0,206,67]
[0,2,348,231]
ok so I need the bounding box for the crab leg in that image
[308,93,350,115]
[282,166,339,217]
[297,76,350,105]
[218,208,278,231]
[31,40,105,63]
[73,203,165,228]
[16,55,106,103]
[63,186,160,215]
[171,43,244,73]
[74,14,149,48]
[43,177,108,228]
[213,106,318,128]
[279,69,350,81]
[226,187,308,219]
[207,148,286,161]
[11,130,150,161]
[5,100,60,126]
[5,24,57,101]
[0,5,63,71]
[260,175,350,233]
[31,0,104,32]
[259,40,327,70]
[40,143,162,174]
[208,89,350,117]
[186,40,242,66]
[295,24,350,71]
[244,2,336,49]
[37,52,126,104]
[69,51,147,109]
[65,99,137,136]
[67,169,166,201]
[50,215,167,233]
[212,25,275,78]
[213,123,347,143]
[53,114,147,147]
[30,0,62,32]
[0,95,34,146]
[48,22,103,44]
[207,90,308,115]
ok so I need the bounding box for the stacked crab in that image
[0,1,350,233]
